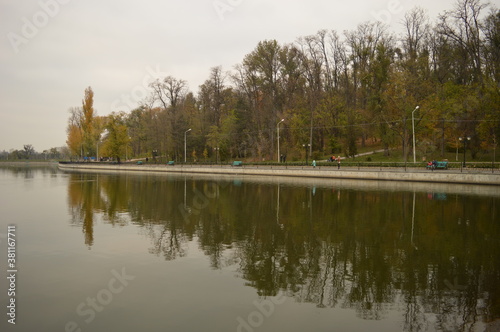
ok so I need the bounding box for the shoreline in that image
[57,162,500,186]
[0,161,58,166]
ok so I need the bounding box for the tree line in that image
[0,145,68,161]
[66,0,500,163]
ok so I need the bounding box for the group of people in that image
[312,155,341,169]
[332,156,341,169]
[427,160,438,169]
[329,155,341,163]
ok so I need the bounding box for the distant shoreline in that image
[57,162,500,186]
[0,161,58,166]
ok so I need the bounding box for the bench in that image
[426,161,448,170]
[232,161,243,167]
[136,161,143,165]
[167,161,175,165]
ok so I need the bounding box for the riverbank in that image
[58,162,500,186]
[0,161,59,166]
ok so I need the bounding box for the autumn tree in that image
[66,106,83,158]
[81,87,98,157]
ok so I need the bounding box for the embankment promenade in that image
[58,162,500,186]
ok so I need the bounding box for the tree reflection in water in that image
[66,172,500,331]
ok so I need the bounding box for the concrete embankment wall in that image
[58,163,500,186]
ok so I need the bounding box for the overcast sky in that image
[0,0,460,152]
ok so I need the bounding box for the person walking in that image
[312,160,316,168]
[337,156,341,169]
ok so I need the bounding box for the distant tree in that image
[23,144,35,159]
[0,150,8,160]
[49,147,59,159]
[10,149,24,159]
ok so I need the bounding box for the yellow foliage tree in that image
[66,124,83,158]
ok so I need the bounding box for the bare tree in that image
[437,0,488,84]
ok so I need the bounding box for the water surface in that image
[0,165,499,332]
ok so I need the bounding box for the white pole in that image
[277,119,284,163]
[184,129,191,163]
[412,106,419,163]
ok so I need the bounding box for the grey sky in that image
[0,0,459,152]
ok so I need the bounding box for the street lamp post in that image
[152,149,158,163]
[277,119,284,163]
[412,106,419,163]
[459,136,471,168]
[97,130,108,162]
[126,136,131,161]
[302,143,310,165]
[184,128,191,163]
[214,146,219,164]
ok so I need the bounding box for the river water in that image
[0,165,499,332]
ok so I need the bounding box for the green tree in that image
[102,112,130,163]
